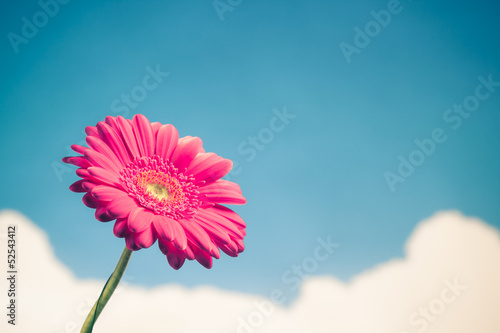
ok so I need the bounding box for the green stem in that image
[80,246,133,333]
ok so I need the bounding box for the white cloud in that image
[1,210,500,333]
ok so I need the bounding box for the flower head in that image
[64,114,246,269]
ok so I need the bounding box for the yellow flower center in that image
[146,182,171,200]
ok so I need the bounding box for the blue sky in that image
[0,0,499,298]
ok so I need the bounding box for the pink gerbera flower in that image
[63,114,246,269]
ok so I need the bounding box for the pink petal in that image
[62,156,91,168]
[97,122,131,165]
[233,237,245,252]
[69,179,86,192]
[186,153,222,175]
[156,124,179,161]
[127,207,154,233]
[219,242,239,257]
[86,136,124,170]
[199,184,246,205]
[184,243,196,260]
[208,204,246,228]
[105,196,135,219]
[135,227,156,248]
[177,219,213,253]
[82,192,99,208]
[167,252,186,270]
[171,219,188,251]
[71,144,89,155]
[104,116,120,132]
[126,235,141,251]
[208,244,220,259]
[132,114,155,157]
[226,239,239,252]
[117,116,141,158]
[91,185,128,201]
[152,215,175,241]
[113,218,129,238]
[82,181,98,192]
[193,216,230,245]
[85,126,99,137]
[151,122,161,138]
[192,159,232,185]
[198,210,244,239]
[76,168,92,179]
[95,204,114,222]
[208,179,242,193]
[84,150,121,174]
[158,238,169,255]
[194,249,213,269]
[170,136,203,171]
[87,167,122,188]
[158,239,186,270]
